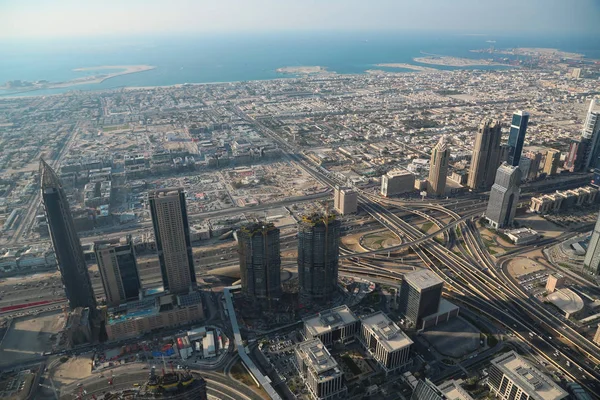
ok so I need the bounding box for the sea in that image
[1,31,599,97]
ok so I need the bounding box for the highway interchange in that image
[238,106,600,398]
[2,106,600,399]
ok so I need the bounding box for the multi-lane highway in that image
[236,105,600,397]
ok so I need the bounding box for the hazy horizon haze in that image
[1,0,599,39]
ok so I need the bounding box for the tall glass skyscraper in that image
[297,213,341,302]
[237,222,282,301]
[95,236,142,306]
[507,110,529,167]
[582,98,600,170]
[40,159,97,310]
[149,188,196,294]
[467,118,502,190]
[485,162,522,229]
[584,210,600,276]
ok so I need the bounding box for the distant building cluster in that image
[529,186,598,214]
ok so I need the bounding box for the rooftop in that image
[404,269,444,291]
[296,338,340,378]
[148,187,184,199]
[107,292,201,326]
[360,311,413,352]
[422,299,459,322]
[438,380,474,400]
[386,168,413,178]
[491,351,568,400]
[304,305,358,337]
[546,288,584,316]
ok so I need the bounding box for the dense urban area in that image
[1,46,600,400]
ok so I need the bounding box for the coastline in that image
[373,63,439,72]
[413,56,506,67]
[275,66,333,75]
[0,64,155,95]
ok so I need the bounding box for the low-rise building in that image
[546,288,584,319]
[359,311,413,374]
[437,380,474,400]
[529,186,598,214]
[488,351,568,400]
[504,228,540,245]
[381,169,415,197]
[303,305,360,346]
[295,338,347,400]
[420,299,460,331]
[105,291,204,341]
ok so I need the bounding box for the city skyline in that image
[1,19,600,399]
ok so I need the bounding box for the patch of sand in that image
[50,354,93,387]
[515,214,563,239]
[507,257,546,278]
[0,311,65,366]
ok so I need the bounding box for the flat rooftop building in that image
[304,305,360,346]
[488,351,568,400]
[359,311,413,374]
[381,169,415,197]
[295,338,347,400]
[105,291,204,341]
[546,288,584,319]
[437,380,474,400]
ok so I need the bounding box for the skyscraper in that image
[95,236,142,307]
[297,213,341,302]
[507,110,529,167]
[563,138,588,172]
[238,222,282,301]
[333,186,358,215]
[149,188,196,294]
[583,210,600,276]
[523,150,543,180]
[398,269,443,326]
[543,149,561,176]
[485,163,522,229]
[40,159,96,310]
[467,119,502,190]
[427,136,450,197]
[582,98,600,170]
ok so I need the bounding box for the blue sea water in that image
[1,31,599,96]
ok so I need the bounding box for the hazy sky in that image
[1,0,599,39]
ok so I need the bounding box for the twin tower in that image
[238,213,341,304]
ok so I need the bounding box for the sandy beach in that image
[276,66,332,75]
[0,64,156,92]
[374,63,439,72]
[413,56,505,67]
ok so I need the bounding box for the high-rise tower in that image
[297,213,341,302]
[398,269,443,326]
[584,210,600,276]
[40,159,96,310]
[582,98,600,170]
[427,136,450,197]
[149,188,196,294]
[563,138,588,172]
[467,119,502,190]
[485,163,522,229]
[237,222,282,301]
[543,149,561,176]
[95,236,142,307]
[507,110,529,167]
